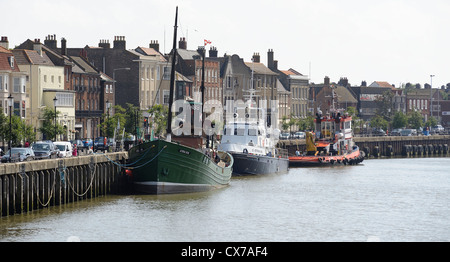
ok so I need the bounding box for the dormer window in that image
[8,56,14,68]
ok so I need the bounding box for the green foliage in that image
[392,111,408,129]
[424,116,437,128]
[148,104,168,137]
[0,108,36,145]
[407,110,423,130]
[370,115,389,130]
[39,107,65,140]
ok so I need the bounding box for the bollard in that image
[386,145,394,157]
[373,146,380,158]
[417,145,423,156]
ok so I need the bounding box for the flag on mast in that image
[204,39,211,46]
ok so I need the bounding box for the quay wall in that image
[278,135,450,158]
[0,152,128,217]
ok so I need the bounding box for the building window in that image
[163,90,170,105]
[163,66,170,80]
[56,93,74,107]
[13,77,20,93]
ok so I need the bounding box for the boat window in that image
[235,128,245,136]
[344,121,351,129]
[248,128,257,136]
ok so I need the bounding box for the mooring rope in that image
[33,167,58,207]
[63,161,98,197]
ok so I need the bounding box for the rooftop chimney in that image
[179,37,187,50]
[209,46,218,58]
[44,34,57,49]
[149,40,159,52]
[197,46,205,57]
[252,52,260,63]
[267,49,274,69]
[324,76,330,86]
[113,36,126,50]
[34,39,42,56]
[99,39,110,49]
[339,77,348,87]
[61,37,67,56]
[0,36,9,49]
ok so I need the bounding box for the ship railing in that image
[276,148,288,159]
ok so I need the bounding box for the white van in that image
[54,141,73,158]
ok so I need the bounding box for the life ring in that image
[243,148,248,154]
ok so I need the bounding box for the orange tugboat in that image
[289,109,364,166]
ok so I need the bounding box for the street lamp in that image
[53,96,58,141]
[7,94,13,162]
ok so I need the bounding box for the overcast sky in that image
[3,0,449,88]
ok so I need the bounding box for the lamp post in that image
[7,94,14,162]
[106,100,111,137]
[53,96,58,141]
[430,74,434,120]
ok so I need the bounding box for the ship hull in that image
[231,152,289,175]
[289,147,364,166]
[127,139,233,194]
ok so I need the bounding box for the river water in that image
[1,157,449,242]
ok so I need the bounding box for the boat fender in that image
[330,159,335,165]
[243,148,248,154]
[125,169,133,177]
[318,157,323,163]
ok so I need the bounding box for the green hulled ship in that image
[126,7,233,194]
[128,139,233,194]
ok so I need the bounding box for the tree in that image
[148,104,168,137]
[375,90,394,123]
[370,115,389,130]
[39,107,65,141]
[123,103,142,139]
[407,110,423,130]
[392,111,408,129]
[425,116,437,129]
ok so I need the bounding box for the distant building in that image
[310,76,358,116]
[350,80,392,121]
[13,39,75,141]
[0,42,28,122]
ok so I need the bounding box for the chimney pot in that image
[149,40,159,52]
[113,36,126,49]
[179,37,187,50]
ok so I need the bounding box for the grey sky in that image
[3,0,449,88]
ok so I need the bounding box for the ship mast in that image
[166,6,178,142]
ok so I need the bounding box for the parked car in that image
[1,147,35,163]
[390,128,403,136]
[279,133,290,140]
[372,128,386,136]
[94,137,114,151]
[431,125,444,134]
[71,139,84,148]
[32,141,59,159]
[400,129,417,136]
[54,141,73,158]
[293,131,306,139]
